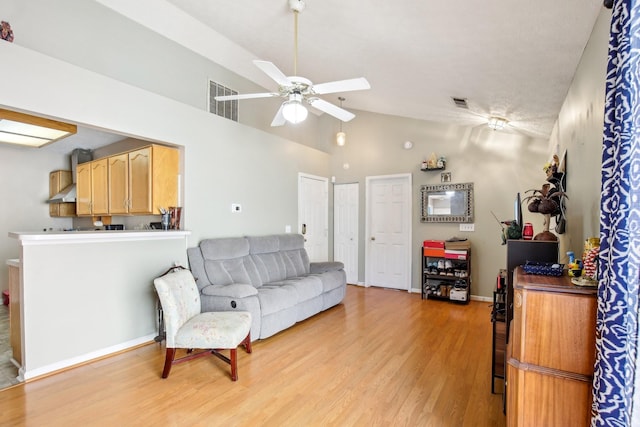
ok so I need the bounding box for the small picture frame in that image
[441,172,451,182]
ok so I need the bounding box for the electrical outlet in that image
[459,223,475,232]
[231,203,242,213]
[285,225,292,233]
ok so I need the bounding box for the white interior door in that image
[298,173,328,262]
[365,174,412,291]
[334,183,359,284]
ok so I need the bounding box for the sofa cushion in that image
[247,235,280,254]
[309,269,347,293]
[278,233,305,250]
[257,284,298,316]
[201,283,258,298]
[271,275,323,302]
[204,258,251,286]
[200,237,249,259]
[251,252,288,283]
[281,249,310,276]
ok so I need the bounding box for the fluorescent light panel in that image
[0,109,77,147]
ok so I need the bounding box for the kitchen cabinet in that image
[76,159,108,216]
[506,267,596,427]
[77,144,178,216]
[108,154,129,214]
[128,145,179,215]
[49,170,76,217]
[91,159,109,215]
[76,162,92,216]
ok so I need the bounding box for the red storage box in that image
[2,290,8,306]
[424,248,446,257]
[423,240,445,248]
[444,250,468,260]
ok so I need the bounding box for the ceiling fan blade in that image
[270,103,287,127]
[312,77,371,95]
[253,60,292,87]
[215,92,279,101]
[307,98,356,122]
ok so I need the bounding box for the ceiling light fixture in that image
[336,97,346,146]
[0,109,77,148]
[488,117,508,131]
[282,93,308,124]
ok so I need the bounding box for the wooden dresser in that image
[506,267,597,427]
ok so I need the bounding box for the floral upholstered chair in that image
[153,268,252,381]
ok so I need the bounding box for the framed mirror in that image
[420,182,474,223]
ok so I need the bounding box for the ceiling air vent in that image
[451,97,469,109]
[208,80,239,122]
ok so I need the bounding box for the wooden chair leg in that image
[243,333,252,354]
[230,348,238,381]
[162,348,176,378]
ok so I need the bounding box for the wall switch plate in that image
[285,225,291,233]
[459,223,475,232]
[231,203,242,213]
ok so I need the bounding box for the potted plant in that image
[522,154,567,241]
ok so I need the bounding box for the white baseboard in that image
[21,333,156,381]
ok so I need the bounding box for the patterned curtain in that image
[592,0,640,425]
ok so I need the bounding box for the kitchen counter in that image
[10,229,190,244]
[9,229,191,381]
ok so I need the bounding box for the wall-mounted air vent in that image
[451,97,469,109]
[208,80,239,122]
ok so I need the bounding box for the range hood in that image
[48,184,77,203]
[47,148,92,204]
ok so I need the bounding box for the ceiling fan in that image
[214,0,371,127]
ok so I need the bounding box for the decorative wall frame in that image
[420,182,474,223]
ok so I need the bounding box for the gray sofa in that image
[187,234,346,340]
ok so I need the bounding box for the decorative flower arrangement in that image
[1,21,14,43]
[522,154,568,240]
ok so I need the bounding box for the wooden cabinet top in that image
[514,267,597,297]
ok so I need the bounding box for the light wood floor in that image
[2,285,505,426]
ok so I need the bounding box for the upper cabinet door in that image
[108,154,129,215]
[91,158,109,215]
[128,147,152,214]
[76,163,92,216]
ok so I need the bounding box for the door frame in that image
[364,173,412,291]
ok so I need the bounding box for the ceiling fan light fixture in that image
[488,117,508,131]
[282,93,308,124]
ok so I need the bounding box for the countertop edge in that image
[9,230,191,245]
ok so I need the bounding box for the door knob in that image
[371,236,376,241]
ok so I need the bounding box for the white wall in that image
[549,8,611,256]
[318,110,549,298]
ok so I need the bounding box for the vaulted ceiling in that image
[156,0,604,139]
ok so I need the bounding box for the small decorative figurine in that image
[1,21,14,42]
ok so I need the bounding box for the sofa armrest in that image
[310,261,344,274]
[201,283,258,298]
